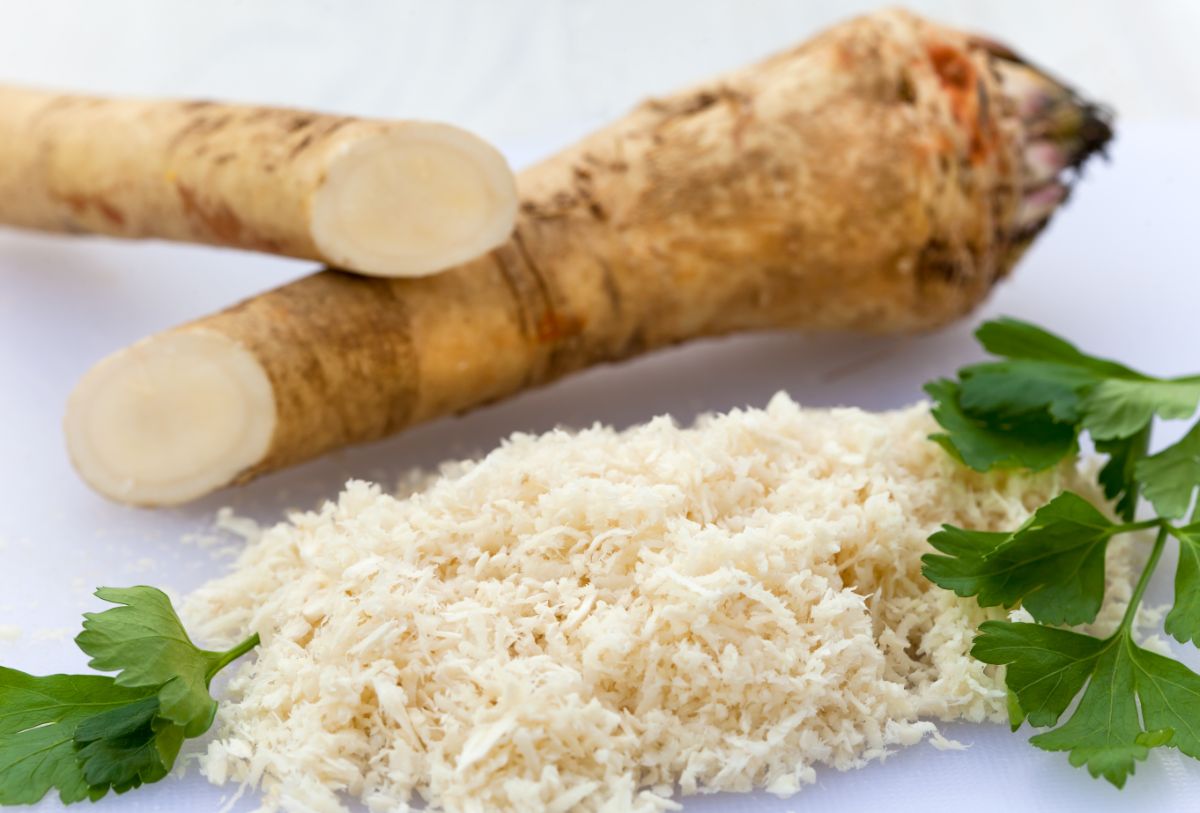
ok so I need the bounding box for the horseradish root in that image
[0,85,517,277]
[65,9,1113,505]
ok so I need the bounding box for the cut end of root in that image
[65,330,276,506]
[311,124,518,278]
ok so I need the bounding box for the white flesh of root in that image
[311,124,518,278]
[64,331,275,506]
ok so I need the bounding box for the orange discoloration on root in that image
[176,183,247,245]
[535,310,585,344]
[925,41,997,164]
[60,193,126,227]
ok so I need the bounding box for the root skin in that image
[0,88,516,277]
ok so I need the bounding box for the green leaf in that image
[973,621,1103,728]
[1095,427,1150,522]
[0,667,154,805]
[958,360,1098,423]
[976,622,1200,789]
[1165,523,1200,643]
[1082,378,1200,441]
[74,696,183,794]
[922,525,1012,595]
[1029,638,1151,789]
[76,587,224,737]
[925,379,1078,472]
[1128,644,1200,760]
[0,587,256,805]
[1137,422,1200,519]
[922,318,1200,788]
[922,492,1116,625]
[974,319,1138,377]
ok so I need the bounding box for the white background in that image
[2,2,1200,812]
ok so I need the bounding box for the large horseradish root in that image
[64,9,1113,506]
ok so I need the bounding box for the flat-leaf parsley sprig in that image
[922,317,1200,788]
[0,586,258,805]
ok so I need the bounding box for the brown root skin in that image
[0,88,516,277]
[66,9,1111,505]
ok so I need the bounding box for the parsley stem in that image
[1115,517,1164,534]
[205,632,261,682]
[1118,526,1168,633]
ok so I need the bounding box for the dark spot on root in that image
[492,245,532,340]
[166,112,234,152]
[166,117,210,152]
[597,257,621,319]
[976,78,990,127]
[213,152,235,165]
[966,34,1022,63]
[287,115,315,132]
[621,327,648,358]
[206,113,233,134]
[917,238,968,285]
[653,90,719,116]
[289,134,314,159]
[96,200,125,227]
[288,117,352,160]
[897,73,917,105]
[319,117,353,140]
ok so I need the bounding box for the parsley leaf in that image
[974,318,1136,376]
[1095,428,1149,522]
[961,318,1138,428]
[958,360,1096,423]
[0,586,259,805]
[932,319,1200,480]
[74,696,182,794]
[972,621,1101,728]
[923,317,1200,788]
[975,622,1200,788]
[1081,378,1200,441]
[1165,524,1200,644]
[1137,422,1200,519]
[76,587,226,737]
[1026,634,1160,789]
[923,492,1117,625]
[0,668,154,805]
[1130,645,1200,762]
[924,378,1077,471]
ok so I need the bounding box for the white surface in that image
[1,0,1199,148]
[2,119,1200,811]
